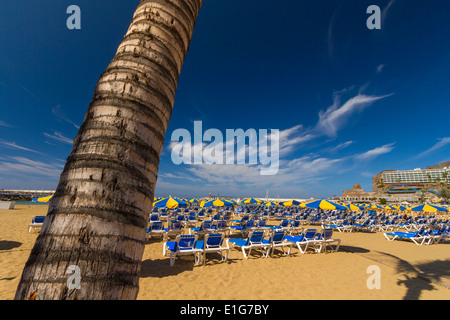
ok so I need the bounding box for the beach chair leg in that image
[194,253,200,266]
[383,233,393,241]
[266,246,272,258]
[170,253,175,267]
[334,240,341,252]
[242,247,248,259]
[314,241,323,253]
[297,242,306,254]
[201,251,206,265]
[265,246,270,258]
[223,249,229,262]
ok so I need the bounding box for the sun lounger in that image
[322,219,353,233]
[183,212,198,228]
[211,220,229,235]
[227,231,269,259]
[163,234,202,267]
[427,226,450,244]
[189,220,214,236]
[383,228,431,245]
[267,219,290,231]
[288,220,303,235]
[146,220,165,241]
[163,220,183,240]
[229,219,255,236]
[285,229,322,254]
[315,228,341,253]
[262,230,292,257]
[148,213,160,223]
[28,216,46,233]
[252,219,268,232]
[195,233,230,265]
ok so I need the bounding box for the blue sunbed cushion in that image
[285,235,305,243]
[32,216,46,223]
[228,238,248,247]
[195,240,205,250]
[165,241,177,252]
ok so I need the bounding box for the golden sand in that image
[1,205,449,300]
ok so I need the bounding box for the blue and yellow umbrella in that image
[304,199,347,210]
[32,195,53,202]
[200,199,235,207]
[282,200,302,207]
[408,203,447,212]
[153,196,187,208]
[345,203,362,211]
[242,198,263,204]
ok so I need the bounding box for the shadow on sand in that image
[335,243,449,299]
[390,254,450,300]
[0,240,22,251]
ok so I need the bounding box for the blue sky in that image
[0,0,449,199]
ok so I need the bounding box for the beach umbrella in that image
[304,199,347,210]
[408,203,447,212]
[189,198,200,203]
[32,195,53,202]
[242,197,263,204]
[345,203,362,211]
[282,200,302,207]
[153,196,187,209]
[200,199,235,208]
[264,201,279,206]
[390,204,407,211]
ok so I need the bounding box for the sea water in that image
[15,201,50,205]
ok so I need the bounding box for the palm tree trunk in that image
[15,0,203,300]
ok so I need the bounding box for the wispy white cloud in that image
[415,137,450,158]
[355,142,396,160]
[327,4,343,59]
[382,0,397,24]
[0,120,11,127]
[278,125,316,155]
[43,131,74,145]
[315,93,393,138]
[0,140,42,154]
[52,105,80,129]
[376,64,385,74]
[0,156,64,178]
[160,82,394,196]
[166,152,345,195]
[327,140,354,153]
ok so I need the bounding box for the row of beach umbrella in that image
[32,194,449,213]
[151,196,448,212]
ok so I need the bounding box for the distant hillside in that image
[426,161,450,169]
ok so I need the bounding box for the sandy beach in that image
[1,205,449,300]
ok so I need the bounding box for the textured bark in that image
[15,0,203,300]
